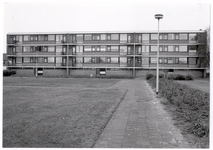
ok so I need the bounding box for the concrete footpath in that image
[94,79,191,148]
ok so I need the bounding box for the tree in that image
[198,27,210,68]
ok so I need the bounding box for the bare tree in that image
[198,27,210,68]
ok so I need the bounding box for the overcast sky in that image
[3,1,211,33]
[1,0,212,53]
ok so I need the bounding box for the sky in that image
[0,0,212,53]
[3,1,211,33]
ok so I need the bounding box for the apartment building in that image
[6,31,207,78]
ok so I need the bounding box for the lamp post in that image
[154,14,163,94]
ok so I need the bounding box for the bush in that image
[147,78,209,138]
[146,73,154,80]
[186,74,194,80]
[175,74,186,80]
[159,73,164,78]
[3,70,11,76]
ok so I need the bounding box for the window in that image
[76,34,83,42]
[111,46,119,52]
[30,36,34,41]
[48,46,55,52]
[35,46,43,52]
[120,46,127,53]
[30,57,35,63]
[96,46,100,51]
[142,58,149,64]
[159,58,168,64]
[168,46,173,52]
[137,57,141,63]
[84,34,92,41]
[175,46,179,52]
[160,45,168,52]
[159,46,163,52]
[142,46,149,52]
[111,34,119,40]
[34,36,38,41]
[23,47,30,52]
[107,34,111,40]
[135,34,142,43]
[175,34,179,40]
[100,34,106,40]
[106,57,111,63]
[189,58,196,64]
[38,35,44,41]
[164,34,168,39]
[72,47,76,54]
[100,46,106,52]
[24,35,29,41]
[137,46,142,55]
[151,46,157,52]
[23,57,30,63]
[179,58,187,64]
[44,57,48,63]
[13,47,16,53]
[142,34,149,41]
[179,34,187,40]
[127,58,131,64]
[127,46,131,55]
[107,46,111,52]
[84,46,91,52]
[111,57,118,63]
[120,57,127,64]
[84,57,91,63]
[179,46,187,52]
[92,46,95,51]
[56,46,62,52]
[44,35,48,41]
[168,34,174,40]
[159,34,163,40]
[160,34,168,40]
[72,57,76,64]
[48,35,55,41]
[92,34,100,40]
[48,57,55,63]
[127,35,132,42]
[16,47,22,53]
[151,34,158,40]
[150,58,157,63]
[44,46,48,52]
[120,34,127,42]
[189,34,197,41]
[91,57,100,63]
[168,57,179,64]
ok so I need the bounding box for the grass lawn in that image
[3,77,126,148]
[176,79,210,93]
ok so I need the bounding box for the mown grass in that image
[147,77,209,148]
[3,77,126,148]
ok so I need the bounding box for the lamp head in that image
[155,14,163,20]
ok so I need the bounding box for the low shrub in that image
[167,74,193,80]
[186,74,194,80]
[146,73,154,80]
[3,70,11,76]
[3,70,16,76]
[147,78,209,139]
[175,74,186,80]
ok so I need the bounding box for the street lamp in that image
[154,14,163,94]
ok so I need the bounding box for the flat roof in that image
[7,30,205,35]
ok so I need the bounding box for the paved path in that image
[94,79,191,148]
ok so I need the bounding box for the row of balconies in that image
[6,62,200,69]
[7,51,198,57]
[8,39,199,45]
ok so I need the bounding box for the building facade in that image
[6,31,207,78]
